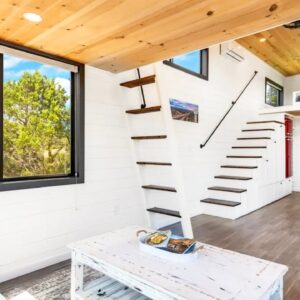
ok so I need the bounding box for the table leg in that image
[71,251,84,300]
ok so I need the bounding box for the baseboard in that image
[0,251,70,284]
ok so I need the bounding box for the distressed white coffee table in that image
[69,225,288,300]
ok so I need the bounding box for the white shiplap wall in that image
[0,66,146,283]
[155,42,285,217]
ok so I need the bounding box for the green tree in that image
[3,71,71,178]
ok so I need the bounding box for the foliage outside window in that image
[163,49,209,80]
[0,42,84,191]
[265,78,283,107]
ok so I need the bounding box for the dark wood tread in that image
[242,128,275,132]
[214,175,252,180]
[221,165,258,169]
[237,137,271,140]
[232,146,267,149]
[142,185,177,192]
[227,155,262,158]
[200,198,241,207]
[147,207,181,218]
[120,75,155,88]
[208,186,247,193]
[137,161,172,166]
[131,135,167,140]
[247,120,284,125]
[126,106,161,114]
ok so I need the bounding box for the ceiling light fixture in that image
[259,37,267,43]
[23,12,42,23]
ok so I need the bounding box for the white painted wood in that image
[69,226,288,300]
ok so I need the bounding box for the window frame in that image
[163,49,209,80]
[265,77,284,107]
[0,40,84,191]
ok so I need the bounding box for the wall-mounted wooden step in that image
[208,186,247,193]
[126,106,161,114]
[237,137,271,140]
[214,175,252,180]
[232,146,267,149]
[227,155,262,158]
[242,128,275,132]
[120,75,155,88]
[247,120,284,125]
[221,165,258,169]
[137,161,172,166]
[200,198,241,207]
[147,207,181,218]
[131,135,167,140]
[142,185,177,192]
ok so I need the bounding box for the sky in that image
[3,54,71,96]
[172,50,200,73]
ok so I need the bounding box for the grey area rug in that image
[0,262,99,300]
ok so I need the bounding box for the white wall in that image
[284,74,300,105]
[0,66,146,283]
[155,42,285,217]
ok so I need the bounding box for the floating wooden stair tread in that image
[247,120,284,125]
[242,128,275,132]
[120,75,155,88]
[221,165,258,169]
[126,106,161,114]
[208,186,247,193]
[200,198,241,207]
[137,161,172,166]
[147,207,181,218]
[232,146,267,149]
[131,135,167,140]
[214,175,252,180]
[142,185,177,192]
[227,155,262,158]
[237,137,271,140]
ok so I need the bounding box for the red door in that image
[285,116,293,178]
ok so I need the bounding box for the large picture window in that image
[163,49,209,80]
[0,41,84,191]
[265,78,283,107]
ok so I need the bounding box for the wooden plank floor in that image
[1,193,300,299]
[191,192,300,300]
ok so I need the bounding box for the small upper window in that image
[163,49,209,80]
[265,78,284,107]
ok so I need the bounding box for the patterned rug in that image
[0,262,99,300]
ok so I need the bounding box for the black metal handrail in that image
[200,70,258,149]
[137,68,146,108]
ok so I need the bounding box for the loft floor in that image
[1,193,300,299]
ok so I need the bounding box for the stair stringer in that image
[154,64,194,238]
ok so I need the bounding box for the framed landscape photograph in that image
[169,99,199,123]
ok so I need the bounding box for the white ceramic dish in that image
[136,230,202,263]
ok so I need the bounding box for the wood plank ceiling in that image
[238,26,300,76]
[0,0,299,73]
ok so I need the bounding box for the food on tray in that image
[167,238,196,254]
[146,232,168,245]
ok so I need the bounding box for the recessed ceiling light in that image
[23,12,42,23]
[259,37,267,43]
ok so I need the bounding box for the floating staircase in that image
[120,68,193,237]
[200,118,284,219]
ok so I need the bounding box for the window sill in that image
[0,176,84,192]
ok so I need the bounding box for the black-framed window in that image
[0,41,84,191]
[163,49,209,80]
[265,78,284,107]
